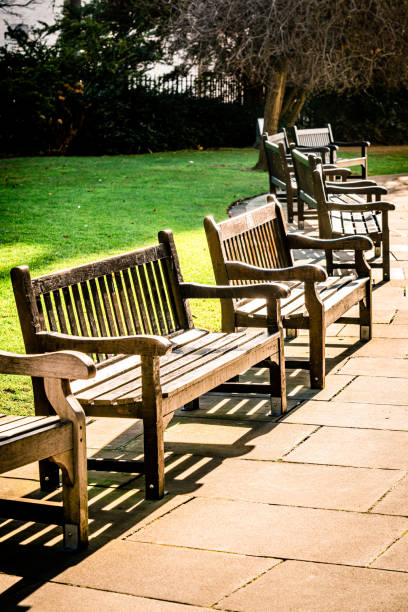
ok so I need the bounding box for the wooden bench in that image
[205,197,373,389]
[291,148,395,281]
[293,124,370,178]
[0,350,95,550]
[263,134,351,226]
[11,231,289,500]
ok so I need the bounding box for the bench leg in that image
[268,334,287,415]
[309,314,326,389]
[325,250,334,276]
[287,190,294,224]
[359,281,372,342]
[53,447,88,551]
[382,213,390,281]
[143,415,165,500]
[39,458,60,492]
[182,398,200,411]
[298,199,304,230]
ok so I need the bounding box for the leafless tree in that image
[168,0,408,168]
[0,0,40,13]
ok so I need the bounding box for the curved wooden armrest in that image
[0,350,96,380]
[326,178,376,187]
[37,332,172,357]
[327,201,395,213]
[180,281,290,300]
[294,145,333,154]
[332,140,370,148]
[288,233,373,251]
[324,168,352,178]
[225,261,327,283]
[326,184,387,196]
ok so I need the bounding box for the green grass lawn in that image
[1,146,408,414]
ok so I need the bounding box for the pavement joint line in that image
[48,579,213,610]
[115,536,408,573]
[367,471,408,513]
[131,495,408,518]
[276,425,322,459]
[211,559,285,609]
[278,459,407,473]
[330,374,358,399]
[367,527,408,568]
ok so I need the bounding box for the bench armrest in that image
[225,261,327,283]
[295,144,337,153]
[332,140,370,148]
[37,332,172,357]
[326,179,376,187]
[326,184,387,196]
[179,282,290,300]
[0,350,96,380]
[288,233,373,251]
[324,168,352,179]
[327,201,395,213]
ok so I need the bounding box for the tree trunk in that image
[254,59,288,171]
[286,89,307,126]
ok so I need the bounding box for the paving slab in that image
[281,400,408,430]
[372,475,408,516]
[165,457,403,512]
[13,582,209,612]
[130,497,408,565]
[286,426,408,469]
[338,357,408,378]
[86,417,143,450]
[123,417,317,460]
[218,560,408,612]
[371,533,408,572]
[53,540,278,607]
[176,393,301,421]
[341,323,408,338]
[336,376,408,405]
[348,338,408,357]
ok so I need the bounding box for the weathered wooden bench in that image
[263,134,351,226]
[11,231,289,500]
[0,350,95,550]
[291,148,395,281]
[205,197,373,389]
[293,124,370,178]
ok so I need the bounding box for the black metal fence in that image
[135,73,245,104]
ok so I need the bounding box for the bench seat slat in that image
[0,416,62,441]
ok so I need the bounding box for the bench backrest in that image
[204,200,293,329]
[11,231,193,365]
[293,124,334,148]
[263,135,290,193]
[291,149,331,235]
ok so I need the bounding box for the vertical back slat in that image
[122,268,143,334]
[115,272,135,336]
[138,264,159,334]
[160,257,183,331]
[81,281,99,337]
[130,267,151,334]
[89,278,108,337]
[42,293,58,331]
[98,277,117,336]
[146,261,167,334]
[105,274,126,336]
[62,286,79,336]
[53,289,68,334]
[153,260,174,333]
[71,284,88,336]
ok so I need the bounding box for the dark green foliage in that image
[73,88,260,154]
[300,87,408,145]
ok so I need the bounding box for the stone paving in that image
[1,174,408,610]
